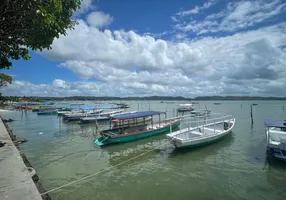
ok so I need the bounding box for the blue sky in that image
[2,0,286,97]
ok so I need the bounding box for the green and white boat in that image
[94,111,180,146]
[166,114,235,149]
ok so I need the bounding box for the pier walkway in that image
[0,120,42,200]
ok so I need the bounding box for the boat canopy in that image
[264,120,286,128]
[112,111,164,120]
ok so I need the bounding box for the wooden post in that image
[283,105,284,110]
[250,104,253,124]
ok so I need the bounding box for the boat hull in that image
[267,147,286,161]
[95,121,180,146]
[37,111,57,115]
[168,119,235,149]
[172,132,231,149]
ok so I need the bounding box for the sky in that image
[1,0,286,97]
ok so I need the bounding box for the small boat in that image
[177,104,194,112]
[37,109,57,115]
[214,102,221,105]
[265,120,286,161]
[191,109,211,116]
[94,111,181,146]
[166,114,235,149]
[63,109,103,122]
[79,109,125,124]
[114,103,130,108]
[160,101,174,104]
[112,116,152,128]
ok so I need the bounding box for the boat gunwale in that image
[168,118,235,143]
[101,119,180,138]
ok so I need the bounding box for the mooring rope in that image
[40,139,170,196]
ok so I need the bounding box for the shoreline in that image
[0,118,51,200]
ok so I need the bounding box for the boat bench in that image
[104,131,118,137]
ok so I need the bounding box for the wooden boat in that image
[166,114,235,149]
[265,120,286,161]
[112,116,152,128]
[177,104,194,112]
[214,102,221,105]
[94,111,181,146]
[37,109,57,115]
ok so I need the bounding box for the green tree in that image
[0,0,81,69]
[0,73,12,87]
[0,0,82,88]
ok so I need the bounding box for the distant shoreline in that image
[2,95,286,102]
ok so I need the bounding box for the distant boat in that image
[37,109,57,115]
[166,114,235,149]
[265,120,286,161]
[252,103,258,106]
[214,102,221,105]
[94,111,180,146]
[160,101,174,104]
[177,104,195,112]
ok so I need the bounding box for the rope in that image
[40,140,170,196]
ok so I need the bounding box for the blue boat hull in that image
[268,147,286,161]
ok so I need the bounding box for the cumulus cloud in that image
[174,0,286,34]
[2,1,286,97]
[74,0,96,16]
[87,11,113,28]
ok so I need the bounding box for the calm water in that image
[2,101,286,200]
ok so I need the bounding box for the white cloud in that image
[17,19,285,97]
[74,0,96,16]
[176,0,215,16]
[174,0,286,34]
[87,11,113,28]
[4,3,286,97]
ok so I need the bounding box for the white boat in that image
[166,114,235,149]
[265,120,286,161]
[177,104,194,112]
[191,109,211,116]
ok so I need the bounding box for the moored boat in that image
[79,109,125,124]
[265,120,286,161]
[63,109,103,122]
[37,109,58,115]
[94,111,181,146]
[166,114,235,149]
[177,104,195,112]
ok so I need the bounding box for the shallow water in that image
[2,100,286,200]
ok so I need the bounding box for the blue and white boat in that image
[265,120,286,161]
[79,109,125,124]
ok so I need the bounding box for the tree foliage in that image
[0,0,82,69]
[0,73,12,87]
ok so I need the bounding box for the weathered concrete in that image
[0,120,42,200]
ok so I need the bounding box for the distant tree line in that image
[1,95,286,103]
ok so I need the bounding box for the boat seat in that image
[269,130,286,142]
[191,131,202,135]
[104,131,118,137]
